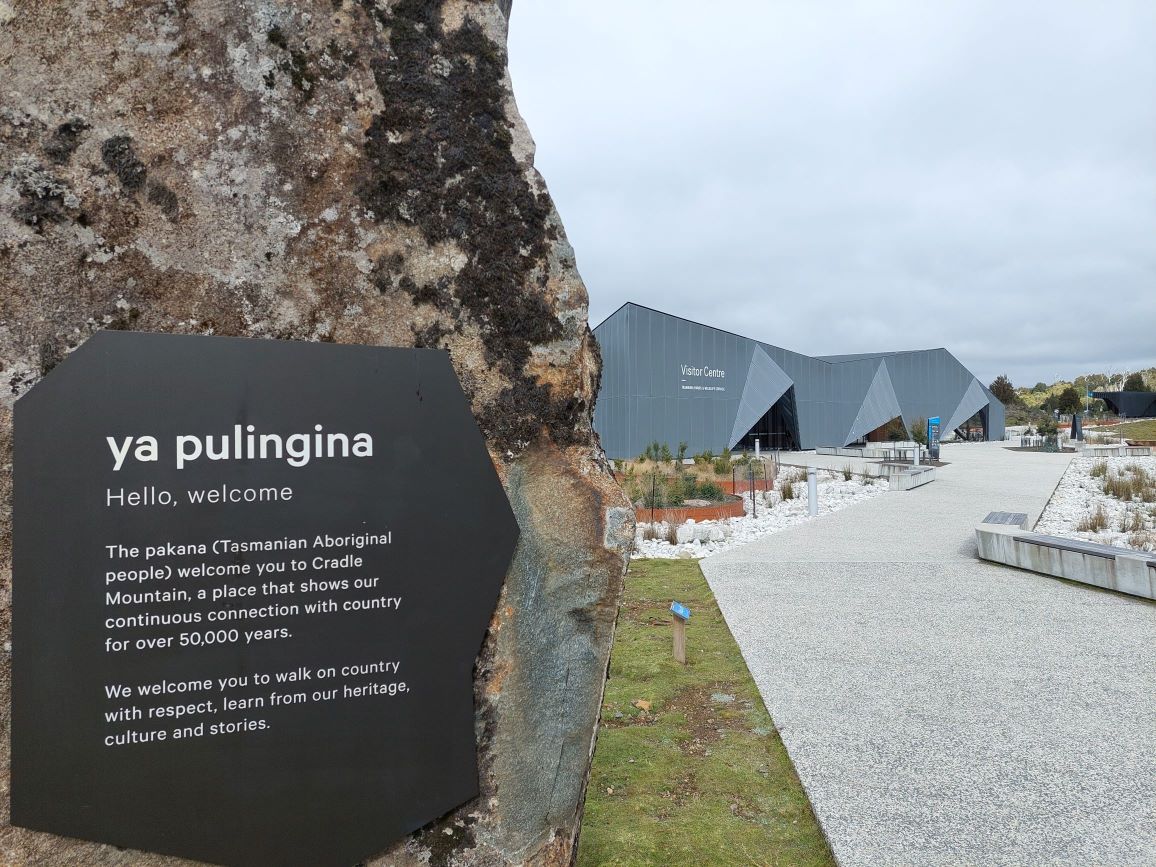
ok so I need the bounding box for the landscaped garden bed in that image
[1036,455,1156,552]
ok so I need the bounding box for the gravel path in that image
[701,441,1156,866]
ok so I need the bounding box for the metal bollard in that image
[807,465,818,516]
[913,443,920,466]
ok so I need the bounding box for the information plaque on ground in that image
[12,331,519,867]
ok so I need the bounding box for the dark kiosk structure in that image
[1092,391,1156,419]
[594,303,1005,458]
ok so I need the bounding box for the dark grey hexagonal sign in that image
[11,331,519,866]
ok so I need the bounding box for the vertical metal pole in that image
[807,465,818,516]
[650,473,655,526]
[750,462,756,518]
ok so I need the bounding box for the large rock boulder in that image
[0,2,633,864]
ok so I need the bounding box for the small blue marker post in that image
[670,601,690,664]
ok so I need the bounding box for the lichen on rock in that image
[0,1,632,864]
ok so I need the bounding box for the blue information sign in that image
[670,601,691,621]
[927,416,941,461]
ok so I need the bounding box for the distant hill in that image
[1014,367,1156,409]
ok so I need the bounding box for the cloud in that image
[508,0,1156,386]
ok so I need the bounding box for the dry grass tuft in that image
[1121,508,1146,533]
[1076,504,1109,533]
[1104,473,1135,500]
[1101,464,1156,502]
[1128,530,1156,551]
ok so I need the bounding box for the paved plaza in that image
[702,442,1156,865]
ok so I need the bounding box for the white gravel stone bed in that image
[632,468,888,559]
[1035,455,1156,552]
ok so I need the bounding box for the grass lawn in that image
[577,560,834,867]
[1119,419,1156,440]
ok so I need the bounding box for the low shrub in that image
[697,480,724,501]
[712,454,733,474]
[911,418,928,446]
[624,474,642,505]
[664,523,679,545]
[634,470,730,507]
[781,480,795,500]
[841,464,854,481]
[1089,460,1108,478]
[638,472,684,508]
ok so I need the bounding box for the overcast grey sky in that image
[508,1,1155,387]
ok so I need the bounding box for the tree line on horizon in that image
[986,368,1155,424]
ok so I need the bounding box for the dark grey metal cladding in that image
[782,355,886,448]
[1093,391,1156,418]
[593,303,756,458]
[593,303,1005,457]
[859,349,971,432]
[944,379,990,435]
[728,346,794,447]
[844,360,904,443]
[981,382,1006,437]
[821,347,1003,439]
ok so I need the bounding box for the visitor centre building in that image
[593,303,1005,459]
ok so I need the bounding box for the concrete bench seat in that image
[883,464,935,491]
[976,520,1156,600]
[862,462,935,489]
[1014,533,1156,562]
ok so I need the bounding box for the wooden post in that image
[670,601,690,665]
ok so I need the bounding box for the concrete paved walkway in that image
[701,441,1156,866]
